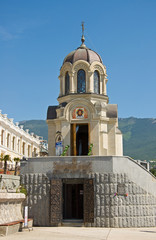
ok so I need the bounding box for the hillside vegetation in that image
[19,117,156,160]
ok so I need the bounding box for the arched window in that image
[28,145,31,157]
[7,133,10,148]
[77,69,86,93]
[18,139,20,153]
[94,70,100,94]
[12,136,15,151]
[65,72,70,95]
[22,142,25,155]
[1,130,4,145]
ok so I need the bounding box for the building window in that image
[28,145,31,157]
[18,139,20,153]
[12,136,15,151]
[7,133,10,148]
[65,72,70,95]
[1,130,4,145]
[94,70,100,94]
[33,147,37,157]
[77,69,86,93]
[23,142,25,155]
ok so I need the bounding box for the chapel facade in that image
[47,34,123,156]
[21,31,156,228]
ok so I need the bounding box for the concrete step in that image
[61,219,84,227]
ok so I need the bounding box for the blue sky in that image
[0,0,156,121]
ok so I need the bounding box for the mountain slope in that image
[19,120,48,141]
[119,117,156,160]
[19,118,156,160]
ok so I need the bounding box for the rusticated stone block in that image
[110,218,114,227]
[100,206,105,216]
[118,197,123,206]
[104,174,109,183]
[105,206,109,217]
[132,183,136,194]
[110,183,115,194]
[117,174,121,183]
[110,206,118,217]
[38,185,42,195]
[133,206,136,216]
[95,173,100,184]
[118,217,122,227]
[122,218,127,228]
[128,195,133,205]
[104,184,109,195]
[33,174,38,184]
[105,218,110,227]
[120,174,124,183]
[114,217,119,227]
[42,184,47,196]
[125,206,129,217]
[101,195,104,205]
[33,195,37,204]
[34,185,38,194]
[124,174,128,183]
[109,173,117,183]
[96,217,100,227]
[96,195,100,206]
[101,218,105,227]
[25,174,29,184]
[29,174,33,184]
[142,195,145,205]
[96,184,100,194]
[96,206,100,216]
[118,206,122,217]
[100,184,104,194]
[105,196,110,205]
[129,206,133,217]
[38,174,43,184]
[128,183,132,194]
[100,174,104,183]
[20,174,24,185]
[132,195,136,205]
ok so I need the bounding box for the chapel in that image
[21,27,156,228]
[47,28,123,157]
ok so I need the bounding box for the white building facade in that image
[0,110,40,169]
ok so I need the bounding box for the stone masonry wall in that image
[86,173,156,227]
[20,174,50,226]
[21,172,156,227]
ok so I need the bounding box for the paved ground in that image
[1,227,156,240]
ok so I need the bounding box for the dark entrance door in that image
[71,124,89,156]
[63,184,83,219]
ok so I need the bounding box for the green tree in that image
[0,154,11,174]
[150,168,156,177]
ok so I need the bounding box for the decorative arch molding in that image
[90,62,106,75]
[64,98,96,122]
[73,60,90,73]
[60,62,72,76]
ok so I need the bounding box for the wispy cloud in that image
[0,26,19,41]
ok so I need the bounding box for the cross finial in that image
[81,21,84,35]
[81,21,85,45]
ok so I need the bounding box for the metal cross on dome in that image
[81,21,84,35]
[81,21,85,45]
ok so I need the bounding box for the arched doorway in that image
[71,123,89,156]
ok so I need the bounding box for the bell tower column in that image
[88,71,94,93]
[69,72,75,93]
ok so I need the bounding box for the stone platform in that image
[20,156,156,227]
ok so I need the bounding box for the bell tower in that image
[47,27,123,156]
